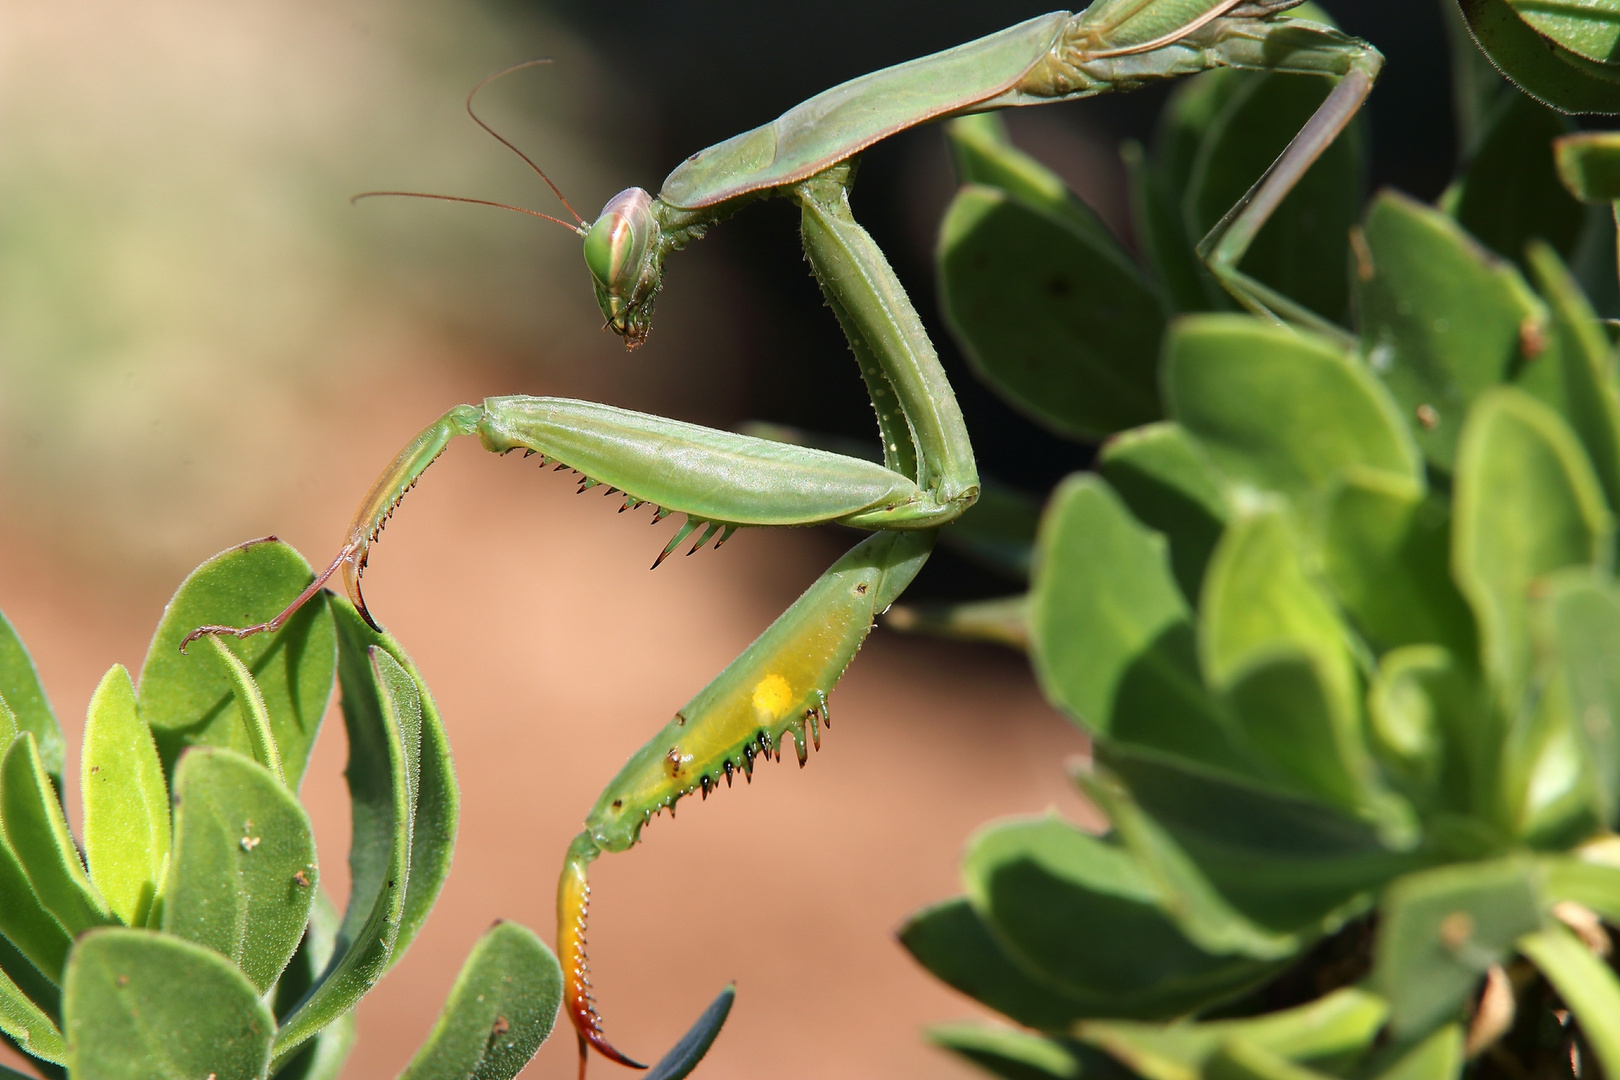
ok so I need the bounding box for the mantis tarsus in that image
[185,1,1382,1074]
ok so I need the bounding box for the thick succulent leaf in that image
[137,538,336,789]
[938,183,1165,438]
[1505,0,1620,66]
[1199,508,1372,811]
[1371,856,1545,1040]
[1126,139,1210,315]
[1517,924,1620,1077]
[81,665,169,928]
[1366,647,1483,815]
[271,640,419,1068]
[397,921,561,1080]
[1165,315,1419,533]
[0,810,72,983]
[887,595,1029,652]
[928,1023,1128,1080]
[1323,472,1476,655]
[1532,572,1620,826]
[329,598,456,966]
[1458,0,1620,114]
[1542,854,1620,923]
[1097,422,1228,604]
[0,960,62,1065]
[202,635,286,785]
[1184,71,1362,322]
[163,747,316,992]
[1452,388,1613,715]
[1354,191,1546,471]
[962,814,1275,1019]
[1099,744,1418,935]
[898,898,1098,1031]
[1075,988,1387,1080]
[1028,475,1245,772]
[1555,131,1620,200]
[1205,1039,1335,1080]
[64,928,275,1080]
[0,613,63,793]
[1371,1026,1463,1080]
[641,984,734,1080]
[1523,241,1620,513]
[1,733,111,934]
[271,892,356,1080]
[1452,91,1583,264]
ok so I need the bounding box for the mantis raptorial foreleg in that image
[184,4,1387,1075]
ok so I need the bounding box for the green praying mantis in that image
[185,1,1382,1075]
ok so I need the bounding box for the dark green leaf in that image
[270,892,355,1080]
[163,747,316,992]
[963,814,1276,1018]
[63,928,274,1080]
[1505,0,1620,65]
[928,1023,1128,1080]
[1354,190,1545,471]
[1205,1038,1335,1080]
[1555,131,1620,200]
[0,959,62,1065]
[1516,924,1620,1076]
[1452,91,1583,263]
[642,984,734,1080]
[1097,422,1228,605]
[1371,1026,1463,1080]
[397,921,561,1080]
[0,801,72,982]
[1366,647,1483,815]
[0,734,111,934]
[1028,475,1245,772]
[938,183,1165,438]
[80,665,169,928]
[0,612,63,793]
[1371,856,1544,1040]
[138,538,336,789]
[1125,138,1210,315]
[1458,0,1620,114]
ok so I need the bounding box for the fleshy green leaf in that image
[202,635,285,786]
[1505,0,1620,66]
[1354,190,1546,471]
[1458,0,1620,115]
[64,929,274,1080]
[270,891,356,1080]
[1165,315,1419,533]
[962,814,1275,1018]
[927,1023,1126,1080]
[1517,923,1620,1077]
[1542,853,1620,924]
[397,921,561,1080]
[898,898,1098,1032]
[81,665,169,928]
[1074,988,1387,1080]
[0,803,72,982]
[1371,856,1544,1040]
[1533,572,1620,828]
[1366,646,1482,814]
[938,183,1165,438]
[1205,1039,1336,1080]
[642,983,734,1080]
[137,538,335,789]
[1452,91,1583,264]
[1028,475,1244,772]
[0,959,62,1065]
[0,612,63,793]
[1555,131,1620,200]
[1452,388,1614,715]
[1371,1026,1463,1080]
[1,733,111,934]
[1097,422,1228,604]
[163,747,316,992]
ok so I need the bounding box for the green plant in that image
[0,540,568,1080]
[897,22,1620,1080]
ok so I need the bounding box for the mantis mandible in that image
[186,2,1382,1075]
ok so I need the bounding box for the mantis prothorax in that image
[184,2,1382,1075]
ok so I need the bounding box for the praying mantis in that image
[186,1,1382,1075]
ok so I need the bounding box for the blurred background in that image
[0,1,1455,1077]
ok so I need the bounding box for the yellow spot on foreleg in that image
[752,673,794,718]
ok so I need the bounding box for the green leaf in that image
[886,595,1028,652]
[1371,856,1544,1040]
[1505,0,1620,66]
[1,733,111,934]
[81,665,169,928]
[962,814,1276,1018]
[1366,647,1483,814]
[1555,131,1620,200]
[1452,91,1583,264]
[270,638,418,1068]
[1205,1039,1336,1080]
[1099,744,1417,935]
[64,928,274,1080]
[1534,572,1620,827]
[1075,988,1387,1080]
[1125,138,1210,315]
[202,636,286,786]
[1542,854,1620,923]
[642,983,734,1080]
[1165,315,1419,532]
[0,807,72,983]
[938,183,1165,438]
[1028,475,1245,772]
[898,898,1098,1031]
[1323,472,1476,655]
[0,959,63,1065]
[1452,388,1614,714]
[137,538,336,790]
[1517,924,1620,1078]
[0,611,63,793]
[927,1023,1126,1080]
[1458,0,1620,114]
[1523,240,1620,513]
[270,891,355,1080]
[1354,190,1546,471]
[397,921,561,1080]
[1097,422,1229,605]
[1184,71,1362,322]
[1371,1026,1463,1080]
[163,747,316,992]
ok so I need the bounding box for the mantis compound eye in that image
[584,187,655,308]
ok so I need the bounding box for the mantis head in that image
[584,187,664,349]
